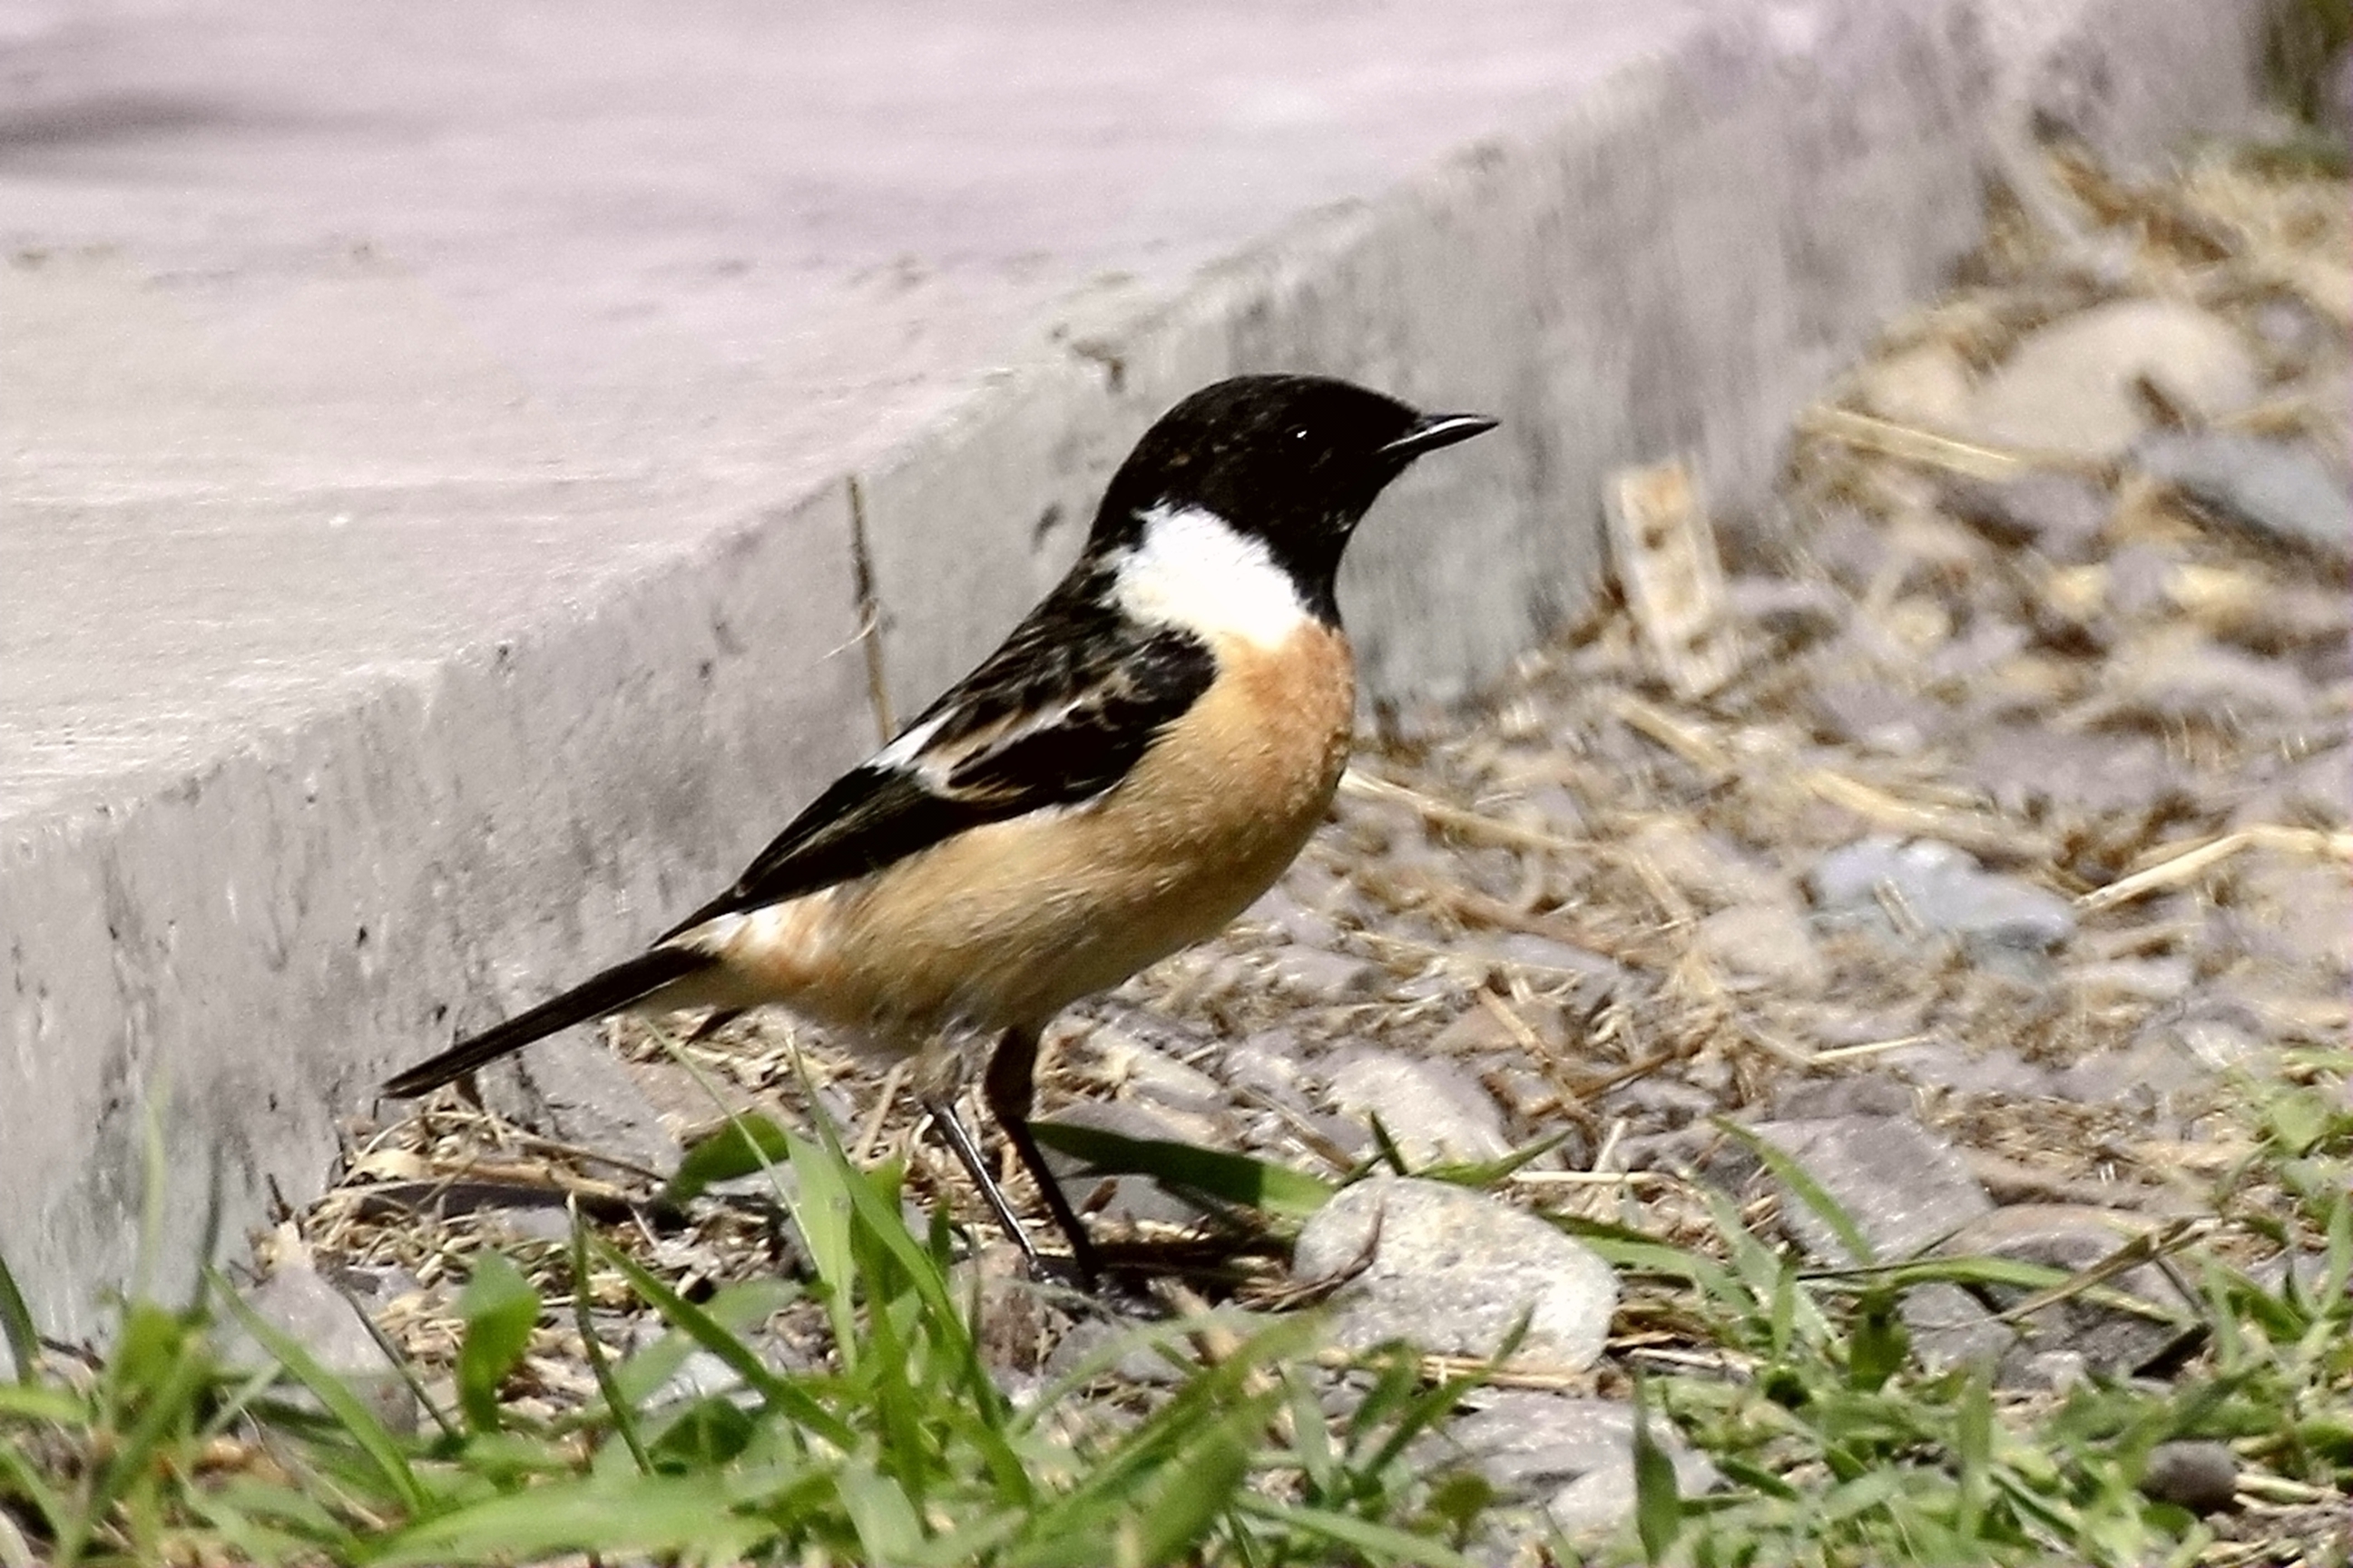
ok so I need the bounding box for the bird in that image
[386,373,1495,1285]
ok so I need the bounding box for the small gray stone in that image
[1959,299,2259,461]
[2069,957,2193,1007]
[1935,1205,2200,1380]
[1747,1113,1994,1264]
[1451,1391,1720,1536]
[2108,641,2316,729]
[1469,931,1631,995]
[1924,616,2032,682]
[1810,836,2075,954]
[1809,508,1896,591]
[1604,1074,1721,1129]
[476,1032,684,1178]
[336,1263,423,1314]
[1879,1040,2058,1098]
[1774,1075,1914,1121]
[1044,1311,1219,1389]
[1808,678,1946,753]
[1084,1022,1229,1117]
[475,1204,577,1246]
[647,1349,751,1409]
[2233,745,2350,830]
[1219,1029,1316,1109]
[1902,1279,2015,1372]
[1728,574,1847,643]
[1857,340,1974,427]
[1943,472,2112,562]
[230,1261,418,1436]
[1242,886,1345,950]
[2130,1008,2269,1081]
[1326,1051,1512,1167]
[2011,1349,2093,1392]
[1609,1127,1718,1173]
[1695,903,1827,993]
[2106,543,2181,620]
[1264,946,1387,1002]
[2250,1250,2338,1302]
[1957,726,2182,817]
[1293,1177,1616,1368]
[2140,1440,2239,1514]
[2227,858,2353,976]
[2134,431,2353,564]
[1625,819,1791,910]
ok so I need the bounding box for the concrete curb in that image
[1,0,2269,1343]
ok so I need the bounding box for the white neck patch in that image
[1113,503,1311,650]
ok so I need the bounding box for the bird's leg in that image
[681,1006,745,1045]
[921,1091,1053,1279]
[984,1024,1104,1289]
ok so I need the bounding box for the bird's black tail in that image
[383,946,716,1098]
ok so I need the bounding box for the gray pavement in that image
[0,0,2270,1339]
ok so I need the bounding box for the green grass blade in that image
[590,1235,857,1450]
[1366,1112,1413,1177]
[568,1202,650,1475]
[132,1078,172,1307]
[1954,1369,1993,1539]
[1552,1216,1746,1305]
[0,1435,71,1550]
[1231,1493,1476,1567]
[1846,1289,1908,1393]
[0,1384,84,1422]
[607,1278,798,1410]
[790,1116,1017,1440]
[1419,1129,1574,1191]
[1123,1397,1260,1565]
[84,1324,212,1545]
[779,1117,862,1353]
[211,1275,426,1516]
[662,1112,793,1205]
[1630,1376,1682,1564]
[453,1251,539,1435]
[1024,1316,1319,1555]
[0,1248,38,1386]
[368,1469,761,1566]
[1030,1121,1336,1219]
[1715,1118,1878,1266]
[901,1505,1029,1567]
[834,1465,926,1564]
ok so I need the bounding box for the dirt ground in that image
[286,142,2351,1558]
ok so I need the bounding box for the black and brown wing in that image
[387,589,1214,1098]
[659,588,1215,937]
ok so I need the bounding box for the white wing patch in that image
[872,712,947,769]
[871,696,1094,793]
[1113,503,1310,650]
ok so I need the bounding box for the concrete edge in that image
[0,0,2270,1345]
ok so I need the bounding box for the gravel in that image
[1292,1177,1617,1369]
[281,142,2350,1546]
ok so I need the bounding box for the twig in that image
[1799,406,2103,481]
[2078,825,2353,914]
[1340,768,1590,858]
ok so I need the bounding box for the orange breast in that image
[709,622,1356,1044]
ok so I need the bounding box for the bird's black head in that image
[1092,375,1496,622]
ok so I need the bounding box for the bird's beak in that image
[1379,411,1499,460]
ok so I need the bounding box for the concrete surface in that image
[0,0,2270,1341]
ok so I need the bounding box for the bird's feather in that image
[660,579,1215,938]
[381,946,714,1098]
